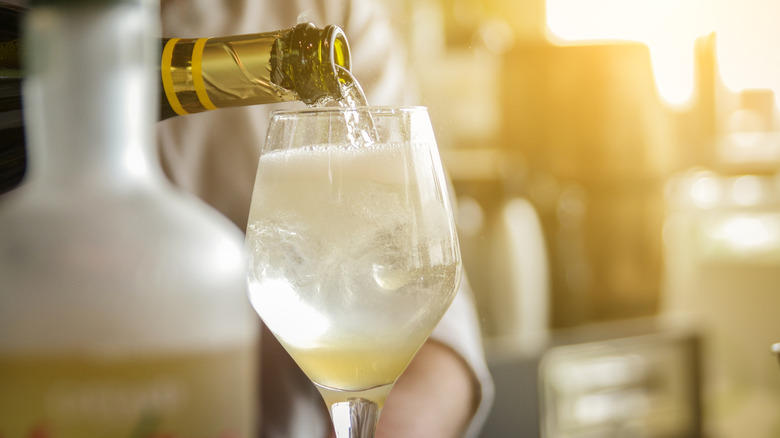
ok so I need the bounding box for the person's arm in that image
[375,273,493,438]
[326,274,491,438]
[325,340,477,438]
[376,340,478,437]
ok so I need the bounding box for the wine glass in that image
[245,106,462,437]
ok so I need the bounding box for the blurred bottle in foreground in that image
[0,0,260,435]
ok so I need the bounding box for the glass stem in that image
[330,398,380,438]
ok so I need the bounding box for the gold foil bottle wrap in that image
[162,31,292,116]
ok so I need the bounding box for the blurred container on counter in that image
[662,88,780,437]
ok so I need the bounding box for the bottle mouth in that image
[324,25,351,73]
[288,22,352,105]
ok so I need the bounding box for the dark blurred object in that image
[480,318,702,438]
[0,1,25,195]
[479,348,542,438]
[539,324,701,438]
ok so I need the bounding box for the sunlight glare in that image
[714,0,780,108]
[545,0,780,108]
[709,215,779,253]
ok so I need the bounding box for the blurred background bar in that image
[380,0,780,436]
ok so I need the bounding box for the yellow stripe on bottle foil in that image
[192,38,218,111]
[161,38,188,116]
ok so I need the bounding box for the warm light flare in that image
[248,279,329,348]
[546,0,780,107]
[705,215,780,254]
[715,0,780,104]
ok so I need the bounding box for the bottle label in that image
[0,345,257,438]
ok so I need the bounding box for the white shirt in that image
[157,1,493,436]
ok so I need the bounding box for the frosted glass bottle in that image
[0,0,259,436]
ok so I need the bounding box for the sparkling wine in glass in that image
[245,106,461,437]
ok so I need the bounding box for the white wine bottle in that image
[0,0,260,436]
[0,0,352,193]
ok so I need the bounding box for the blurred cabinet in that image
[501,42,680,328]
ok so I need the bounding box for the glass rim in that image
[269,105,428,118]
